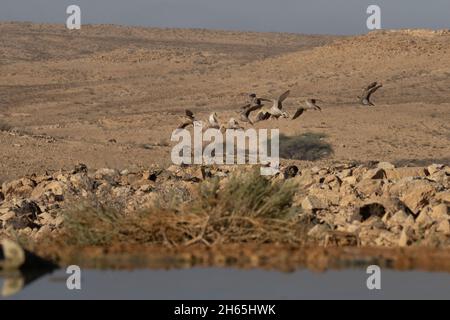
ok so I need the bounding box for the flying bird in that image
[269,90,291,119]
[227,118,244,130]
[177,109,196,129]
[292,99,322,120]
[208,112,221,129]
[359,82,383,106]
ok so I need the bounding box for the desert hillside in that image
[0,22,449,182]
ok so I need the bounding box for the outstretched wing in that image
[292,108,305,120]
[278,90,291,103]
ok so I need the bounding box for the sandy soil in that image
[1,22,449,183]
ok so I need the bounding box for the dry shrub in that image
[62,169,310,247]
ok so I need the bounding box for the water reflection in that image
[1,268,449,299]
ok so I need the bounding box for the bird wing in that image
[366,84,383,99]
[292,108,305,120]
[365,82,378,91]
[241,103,251,110]
[185,109,195,120]
[278,90,291,103]
[178,121,193,129]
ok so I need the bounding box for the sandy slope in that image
[0,22,449,182]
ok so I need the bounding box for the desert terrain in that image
[0,22,449,182]
[0,22,449,272]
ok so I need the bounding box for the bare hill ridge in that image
[0,22,449,181]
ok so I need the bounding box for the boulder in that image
[1,178,36,200]
[377,162,395,170]
[385,167,428,180]
[302,196,328,211]
[363,168,386,180]
[437,219,450,235]
[399,181,436,215]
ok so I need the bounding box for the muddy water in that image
[1,268,449,299]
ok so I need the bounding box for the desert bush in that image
[62,169,309,247]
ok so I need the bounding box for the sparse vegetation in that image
[61,169,309,247]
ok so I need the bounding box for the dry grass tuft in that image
[61,169,310,247]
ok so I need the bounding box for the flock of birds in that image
[177,82,383,131]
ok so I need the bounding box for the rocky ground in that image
[1,162,449,249]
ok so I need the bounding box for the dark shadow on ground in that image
[279,133,333,161]
[394,157,450,167]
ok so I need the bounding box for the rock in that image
[387,210,409,229]
[363,168,386,180]
[0,211,16,226]
[95,168,119,181]
[399,181,436,215]
[428,164,445,175]
[2,178,36,200]
[356,179,384,197]
[399,228,413,247]
[430,203,449,221]
[0,239,25,270]
[308,188,340,206]
[377,162,395,170]
[437,219,450,235]
[374,230,398,246]
[361,216,385,229]
[385,167,428,180]
[337,169,352,179]
[324,231,359,247]
[6,200,41,229]
[302,196,327,211]
[341,176,358,186]
[31,181,65,201]
[415,209,434,230]
[435,192,450,203]
[293,172,316,189]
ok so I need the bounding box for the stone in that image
[387,210,409,228]
[374,230,398,246]
[95,168,119,179]
[399,228,413,247]
[0,211,16,223]
[437,219,450,235]
[430,203,449,221]
[324,231,359,247]
[302,196,327,211]
[308,188,340,206]
[363,168,386,180]
[428,164,445,175]
[342,176,357,186]
[435,192,450,203]
[293,172,316,189]
[356,179,384,196]
[2,178,36,200]
[415,209,434,229]
[361,216,385,229]
[377,162,395,170]
[400,181,436,214]
[385,167,428,180]
[0,239,25,270]
[31,181,66,201]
